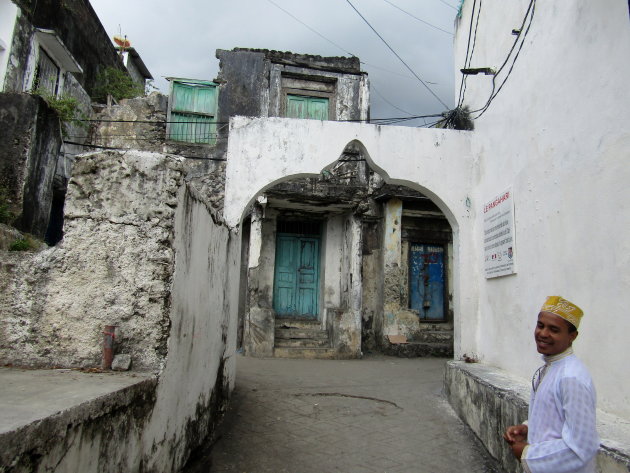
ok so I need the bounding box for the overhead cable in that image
[370,82,417,117]
[63,140,228,161]
[265,0,356,57]
[345,0,449,109]
[437,0,458,11]
[472,0,536,118]
[382,0,453,36]
[456,0,481,108]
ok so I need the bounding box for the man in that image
[504,296,600,473]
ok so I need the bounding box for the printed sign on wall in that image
[483,188,516,278]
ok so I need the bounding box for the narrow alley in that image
[186,355,503,473]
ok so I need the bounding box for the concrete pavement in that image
[187,354,503,473]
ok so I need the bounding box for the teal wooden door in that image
[273,234,320,318]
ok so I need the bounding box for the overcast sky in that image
[91,0,459,127]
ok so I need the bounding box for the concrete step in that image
[275,328,328,340]
[276,318,321,330]
[275,338,330,348]
[412,330,454,344]
[384,341,453,358]
[274,347,338,359]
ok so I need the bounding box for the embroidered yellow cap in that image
[540,296,584,329]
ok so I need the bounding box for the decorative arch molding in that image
[225,120,470,234]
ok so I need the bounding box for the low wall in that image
[0,370,157,473]
[444,361,630,473]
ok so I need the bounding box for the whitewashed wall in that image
[455,0,630,419]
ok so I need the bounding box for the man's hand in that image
[508,440,528,459]
[503,424,528,459]
[503,424,528,444]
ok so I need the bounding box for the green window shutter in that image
[306,97,328,120]
[286,95,307,119]
[169,113,215,144]
[286,94,329,120]
[169,81,217,144]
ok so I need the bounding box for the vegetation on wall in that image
[32,89,87,136]
[92,66,144,102]
[9,237,35,251]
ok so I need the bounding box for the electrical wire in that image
[360,61,438,84]
[382,0,453,36]
[437,0,458,11]
[345,0,449,110]
[265,0,356,57]
[471,0,536,118]
[456,0,481,108]
[370,83,417,117]
[262,0,445,113]
[63,140,228,161]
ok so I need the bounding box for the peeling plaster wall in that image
[454,0,630,419]
[383,198,403,339]
[243,205,276,357]
[268,62,367,121]
[141,182,238,472]
[243,207,363,357]
[322,215,344,311]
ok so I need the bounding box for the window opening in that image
[34,48,60,96]
[168,80,218,144]
[286,94,329,120]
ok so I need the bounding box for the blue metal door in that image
[409,243,446,321]
[273,234,320,318]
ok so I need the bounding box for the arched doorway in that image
[238,140,454,359]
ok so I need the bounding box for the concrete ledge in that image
[0,368,157,472]
[382,341,453,358]
[444,361,630,473]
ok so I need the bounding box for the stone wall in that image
[0,150,184,370]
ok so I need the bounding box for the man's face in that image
[534,311,578,356]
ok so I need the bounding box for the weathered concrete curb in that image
[0,373,158,473]
[444,361,630,473]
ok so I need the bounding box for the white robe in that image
[522,348,600,473]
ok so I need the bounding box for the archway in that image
[236,139,456,359]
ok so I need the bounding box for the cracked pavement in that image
[186,354,503,473]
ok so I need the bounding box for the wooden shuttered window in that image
[286,94,329,120]
[169,80,218,144]
[34,48,60,96]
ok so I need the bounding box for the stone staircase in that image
[274,319,336,359]
[384,329,454,357]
